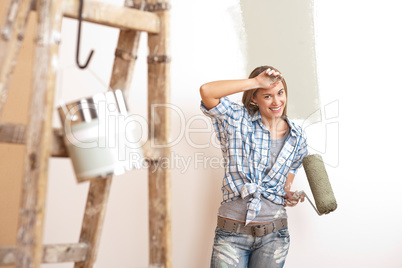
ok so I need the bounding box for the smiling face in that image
[242,65,288,117]
[252,81,287,120]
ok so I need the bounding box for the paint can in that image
[58,89,143,182]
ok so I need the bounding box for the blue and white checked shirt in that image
[201,97,308,225]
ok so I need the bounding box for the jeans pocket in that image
[215,227,238,237]
[277,227,290,238]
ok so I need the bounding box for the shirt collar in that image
[283,117,301,137]
[250,111,301,137]
[250,110,261,122]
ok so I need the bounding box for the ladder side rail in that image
[146,0,171,267]
[15,0,64,267]
[0,0,33,118]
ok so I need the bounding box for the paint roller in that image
[291,154,337,215]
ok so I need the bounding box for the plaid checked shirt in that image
[201,97,308,225]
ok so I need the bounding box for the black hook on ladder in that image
[76,0,94,69]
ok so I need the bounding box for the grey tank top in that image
[218,128,290,223]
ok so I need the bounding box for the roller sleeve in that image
[302,154,337,214]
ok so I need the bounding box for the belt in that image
[217,216,288,237]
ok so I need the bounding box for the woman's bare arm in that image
[199,69,282,110]
[199,79,258,110]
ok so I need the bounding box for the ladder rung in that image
[0,243,88,265]
[31,0,160,33]
[0,122,68,157]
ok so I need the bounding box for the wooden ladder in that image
[0,0,171,267]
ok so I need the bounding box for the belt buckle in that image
[252,222,276,237]
[251,225,265,237]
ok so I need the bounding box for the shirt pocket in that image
[224,117,240,136]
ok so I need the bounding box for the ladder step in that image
[0,243,88,265]
[0,122,68,157]
[31,0,160,33]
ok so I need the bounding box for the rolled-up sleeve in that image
[200,97,233,119]
[288,131,308,175]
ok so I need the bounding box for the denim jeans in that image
[210,225,290,268]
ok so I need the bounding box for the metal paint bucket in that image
[58,89,143,182]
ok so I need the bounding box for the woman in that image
[200,66,308,268]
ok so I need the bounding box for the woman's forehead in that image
[256,82,285,95]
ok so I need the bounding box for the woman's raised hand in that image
[254,68,283,89]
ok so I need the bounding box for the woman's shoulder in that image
[200,97,245,120]
[285,118,305,137]
[225,97,244,110]
[223,97,249,120]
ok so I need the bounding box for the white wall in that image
[41,0,402,268]
[295,1,402,267]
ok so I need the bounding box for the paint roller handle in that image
[293,190,324,216]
